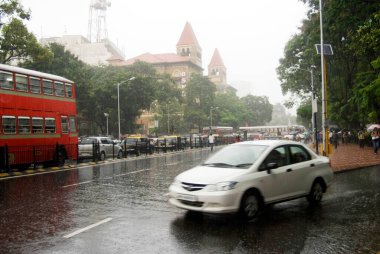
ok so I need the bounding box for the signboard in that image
[315,44,334,55]
[312,97,318,113]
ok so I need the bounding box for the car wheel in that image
[307,180,324,205]
[135,149,140,156]
[239,190,261,221]
[99,151,106,161]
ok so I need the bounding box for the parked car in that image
[168,140,333,220]
[78,136,123,161]
[121,136,148,156]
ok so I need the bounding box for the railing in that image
[0,137,238,171]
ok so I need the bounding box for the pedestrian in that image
[371,127,379,154]
[332,131,339,149]
[208,133,215,151]
[358,130,365,149]
[149,138,156,154]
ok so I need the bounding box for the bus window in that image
[32,117,43,133]
[43,79,53,95]
[65,83,73,98]
[15,74,28,92]
[18,116,31,134]
[45,118,56,133]
[0,71,13,90]
[2,116,16,134]
[55,82,64,97]
[30,77,41,94]
[69,116,77,132]
[61,116,68,133]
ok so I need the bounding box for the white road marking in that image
[63,217,112,239]
[61,180,93,188]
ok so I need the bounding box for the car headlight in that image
[204,181,238,192]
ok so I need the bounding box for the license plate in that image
[177,194,197,202]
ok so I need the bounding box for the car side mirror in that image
[266,162,278,174]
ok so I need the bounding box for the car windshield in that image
[203,144,268,169]
[126,138,138,143]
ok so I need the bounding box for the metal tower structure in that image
[87,0,111,43]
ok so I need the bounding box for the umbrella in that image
[367,124,380,131]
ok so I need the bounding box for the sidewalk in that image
[329,143,380,173]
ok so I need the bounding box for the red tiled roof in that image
[124,52,191,65]
[208,48,225,67]
[176,22,201,48]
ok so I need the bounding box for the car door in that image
[100,138,112,156]
[258,146,293,202]
[285,145,313,197]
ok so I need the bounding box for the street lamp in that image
[210,106,219,131]
[104,113,109,136]
[117,76,135,140]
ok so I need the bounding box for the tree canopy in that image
[277,0,380,129]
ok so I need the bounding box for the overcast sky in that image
[19,0,308,111]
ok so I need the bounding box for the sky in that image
[19,0,308,112]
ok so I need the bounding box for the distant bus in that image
[202,126,234,137]
[239,125,306,138]
[0,64,78,169]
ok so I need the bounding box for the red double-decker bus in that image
[0,64,78,170]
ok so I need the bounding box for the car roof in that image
[232,140,302,147]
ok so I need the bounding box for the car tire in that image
[135,149,140,156]
[99,151,106,161]
[239,190,261,221]
[307,180,324,205]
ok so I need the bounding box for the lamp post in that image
[210,106,219,131]
[104,113,109,136]
[117,76,135,140]
[319,0,327,156]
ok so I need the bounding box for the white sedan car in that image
[168,140,333,220]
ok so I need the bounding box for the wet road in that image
[0,148,379,254]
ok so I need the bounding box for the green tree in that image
[240,95,273,126]
[0,0,51,63]
[184,74,216,132]
[214,92,244,129]
[278,0,380,129]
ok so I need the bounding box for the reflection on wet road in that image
[0,148,379,254]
